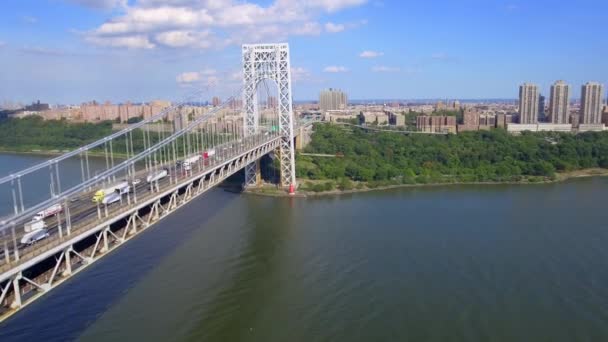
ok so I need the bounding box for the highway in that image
[0,135,265,266]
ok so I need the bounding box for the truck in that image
[101,191,122,205]
[92,181,131,203]
[146,168,168,183]
[182,155,201,171]
[202,149,216,160]
[24,220,46,233]
[21,229,50,245]
[32,204,63,221]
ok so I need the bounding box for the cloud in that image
[155,30,213,48]
[430,52,459,63]
[505,4,519,11]
[323,66,348,73]
[84,0,369,49]
[359,50,383,58]
[66,0,127,10]
[431,52,448,60]
[325,22,345,33]
[371,65,400,72]
[86,35,155,49]
[176,71,201,84]
[293,22,323,36]
[22,16,38,24]
[18,46,67,56]
[291,67,310,82]
[176,69,223,88]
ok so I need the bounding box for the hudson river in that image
[1,153,608,341]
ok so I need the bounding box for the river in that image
[1,153,608,341]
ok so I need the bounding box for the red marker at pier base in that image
[289,184,295,195]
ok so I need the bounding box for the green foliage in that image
[0,116,211,157]
[0,116,113,151]
[296,123,608,186]
[126,116,144,124]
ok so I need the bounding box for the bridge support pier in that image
[11,275,21,309]
[244,160,262,188]
[63,248,72,276]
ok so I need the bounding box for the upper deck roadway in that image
[0,115,316,321]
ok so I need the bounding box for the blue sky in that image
[0,0,607,104]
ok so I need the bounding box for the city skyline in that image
[1,0,608,103]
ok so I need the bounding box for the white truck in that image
[24,220,46,233]
[101,191,122,205]
[182,155,201,171]
[92,181,131,203]
[21,229,49,245]
[146,168,169,183]
[32,204,63,221]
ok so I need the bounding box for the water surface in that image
[0,153,607,341]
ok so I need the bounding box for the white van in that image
[21,229,50,245]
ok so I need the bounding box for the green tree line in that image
[297,123,608,188]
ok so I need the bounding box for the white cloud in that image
[84,0,369,49]
[431,52,447,60]
[67,0,127,10]
[22,16,38,24]
[293,22,323,36]
[176,71,201,84]
[86,35,155,49]
[505,4,519,11]
[155,30,213,48]
[430,52,458,63]
[325,22,345,33]
[307,0,368,13]
[291,67,310,81]
[323,66,348,73]
[176,69,223,87]
[371,65,400,72]
[359,50,383,58]
[19,46,67,56]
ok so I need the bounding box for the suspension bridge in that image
[0,43,317,322]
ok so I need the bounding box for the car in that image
[132,178,141,186]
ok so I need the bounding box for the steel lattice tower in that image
[242,43,296,189]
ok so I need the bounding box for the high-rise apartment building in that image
[212,96,221,107]
[319,88,348,112]
[580,82,605,124]
[519,83,539,124]
[549,80,570,124]
[538,95,546,121]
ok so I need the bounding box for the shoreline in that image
[244,168,608,198]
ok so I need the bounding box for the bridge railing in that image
[0,92,271,233]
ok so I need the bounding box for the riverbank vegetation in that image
[0,116,113,152]
[296,124,608,192]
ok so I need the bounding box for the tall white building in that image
[581,82,605,124]
[319,88,348,112]
[519,83,539,124]
[549,80,570,124]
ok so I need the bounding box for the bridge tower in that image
[242,43,296,190]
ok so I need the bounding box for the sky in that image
[0,0,607,104]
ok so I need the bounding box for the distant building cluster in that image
[319,88,348,112]
[416,115,457,133]
[510,81,606,132]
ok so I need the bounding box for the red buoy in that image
[289,184,295,195]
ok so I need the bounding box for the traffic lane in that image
[0,139,258,261]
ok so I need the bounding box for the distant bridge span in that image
[0,43,317,322]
